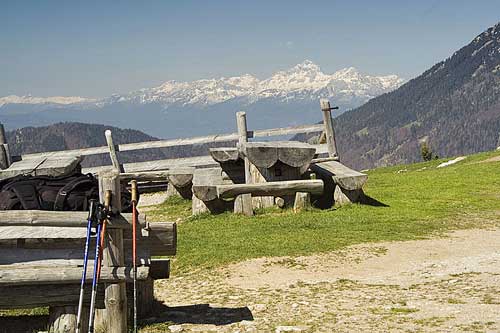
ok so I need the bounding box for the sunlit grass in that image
[147,150,500,273]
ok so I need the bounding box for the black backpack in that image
[0,172,133,212]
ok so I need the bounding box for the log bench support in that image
[311,161,367,207]
[166,167,195,199]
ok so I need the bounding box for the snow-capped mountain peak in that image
[0,60,404,110]
[0,95,91,107]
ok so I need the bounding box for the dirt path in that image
[151,228,500,333]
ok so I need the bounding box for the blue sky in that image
[1,0,499,98]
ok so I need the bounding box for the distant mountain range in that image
[0,61,403,138]
[333,22,500,169]
[4,22,500,171]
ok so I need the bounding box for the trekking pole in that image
[88,191,111,333]
[96,190,111,280]
[76,199,97,333]
[87,209,103,333]
[131,180,139,333]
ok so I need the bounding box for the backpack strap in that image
[7,182,41,210]
[53,175,95,211]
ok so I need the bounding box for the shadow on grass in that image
[361,194,389,207]
[141,302,254,327]
[0,315,48,333]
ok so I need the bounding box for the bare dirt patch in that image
[474,155,500,164]
[150,228,500,332]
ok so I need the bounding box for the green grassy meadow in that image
[147,150,500,273]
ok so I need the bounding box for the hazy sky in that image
[1,0,499,98]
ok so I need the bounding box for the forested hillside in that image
[334,22,500,169]
[5,122,227,167]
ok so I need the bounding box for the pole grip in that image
[104,190,112,209]
[131,180,138,203]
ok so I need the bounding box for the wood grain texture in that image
[0,265,150,286]
[98,171,128,333]
[0,155,81,179]
[217,179,324,199]
[320,99,339,159]
[209,147,240,163]
[167,167,195,187]
[241,141,316,169]
[310,161,367,191]
[0,211,145,229]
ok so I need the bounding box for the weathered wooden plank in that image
[0,283,105,309]
[82,155,218,174]
[293,192,311,212]
[20,123,324,161]
[191,167,232,214]
[0,222,175,256]
[209,147,240,163]
[105,130,122,172]
[0,266,150,286]
[0,247,151,267]
[191,167,233,202]
[241,141,316,169]
[310,161,367,191]
[0,211,145,229]
[320,99,339,159]
[216,179,324,199]
[251,123,324,138]
[0,155,82,179]
[98,170,128,333]
[137,222,177,256]
[119,170,170,182]
[167,167,195,187]
[22,133,240,160]
[236,112,253,216]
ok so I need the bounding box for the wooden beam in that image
[216,179,324,199]
[251,123,324,138]
[82,154,218,174]
[98,171,128,332]
[20,123,324,161]
[167,167,195,188]
[0,211,145,229]
[235,112,253,216]
[310,161,367,191]
[241,141,316,169]
[22,133,239,160]
[105,129,122,172]
[0,266,150,286]
[119,170,170,182]
[0,283,105,309]
[310,156,340,164]
[319,99,339,159]
[209,147,240,163]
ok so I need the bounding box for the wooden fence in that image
[0,100,339,179]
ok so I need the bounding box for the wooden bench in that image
[310,161,367,206]
[0,171,177,333]
[0,155,82,180]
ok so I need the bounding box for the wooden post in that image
[0,123,11,169]
[48,305,89,333]
[319,99,339,160]
[235,112,253,216]
[105,130,122,172]
[96,170,128,332]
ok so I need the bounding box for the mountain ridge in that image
[0,60,403,109]
[333,22,500,169]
